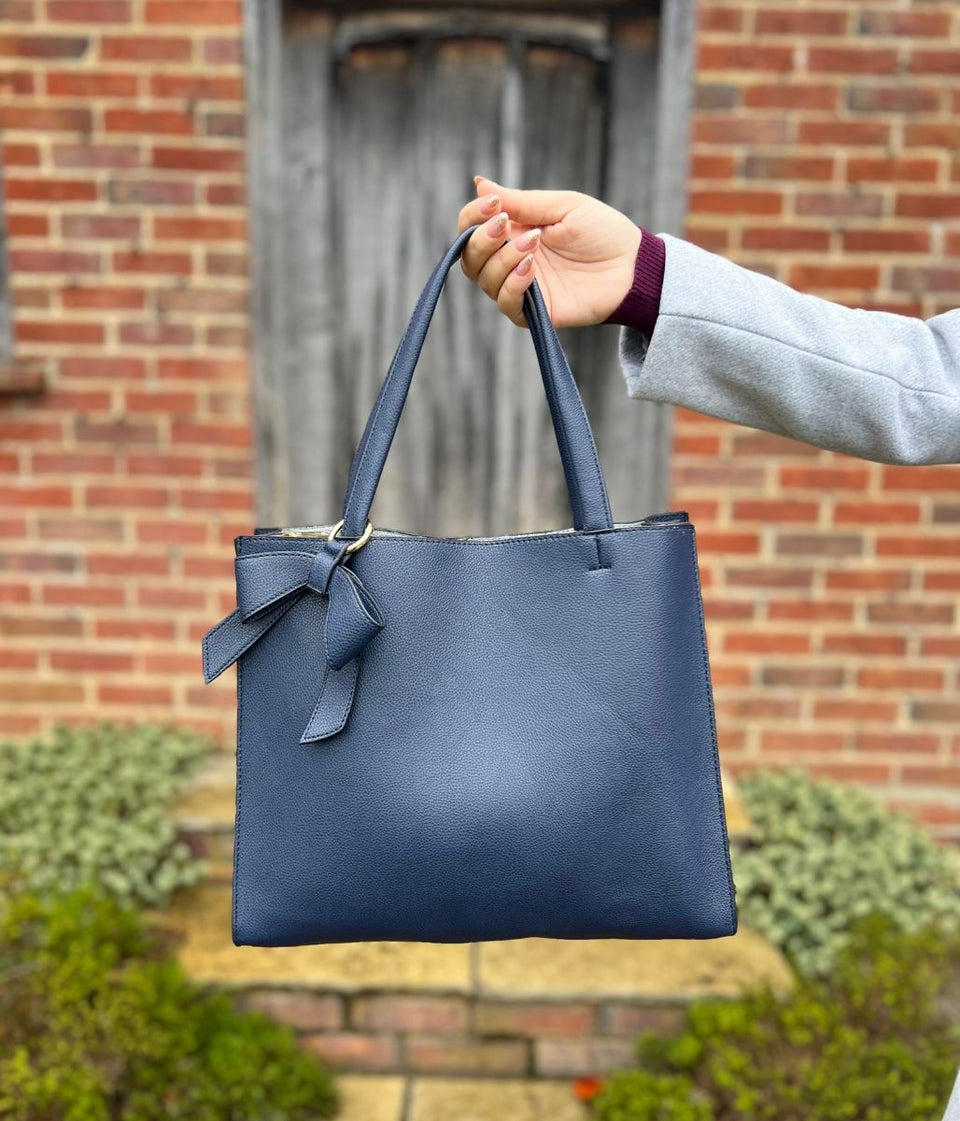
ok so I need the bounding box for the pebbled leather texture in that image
[203,227,738,947]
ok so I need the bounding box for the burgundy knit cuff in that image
[602,227,665,338]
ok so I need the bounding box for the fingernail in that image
[473,174,489,185]
[516,227,541,251]
[480,193,500,214]
[486,212,509,236]
[516,253,534,276]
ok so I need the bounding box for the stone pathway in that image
[337,1075,587,1121]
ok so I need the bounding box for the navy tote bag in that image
[202,224,738,947]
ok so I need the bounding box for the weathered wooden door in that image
[246,1,697,535]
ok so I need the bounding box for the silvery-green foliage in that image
[0,721,213,908]
[733,768,960,977]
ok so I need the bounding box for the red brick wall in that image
[0,0,251,742]
[681,0,960,835]
[0,2,957,832]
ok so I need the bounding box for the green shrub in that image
[0,721,212,908]
[0,887,339,1121]
[591,917,960,1121]
[732,767,960,976]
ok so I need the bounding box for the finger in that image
[473,176,578,229]
[460,211,512,281]
[456,189,502,235]
[475,227,541,301]
[496,251,537,329]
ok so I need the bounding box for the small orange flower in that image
[572,1076,605,1102]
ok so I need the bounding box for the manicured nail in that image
[486,212,509,236]
[480,193,500,214]
[516,253,534,276]
[473,174,489,185]
[516,227,541,251]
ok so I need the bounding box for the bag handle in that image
[339,223,613,538]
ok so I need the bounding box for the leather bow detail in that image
[201,539,384,743]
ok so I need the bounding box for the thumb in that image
[474,175,578,228]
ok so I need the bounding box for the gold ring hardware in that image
[327,518,374,554]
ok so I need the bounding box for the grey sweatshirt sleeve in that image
[618,232,960,466]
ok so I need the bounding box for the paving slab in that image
[157,884,471,990]
[409,1077,588,1121]
[479,926,792,999]
[337,1075,407,1121]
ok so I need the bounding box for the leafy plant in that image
[732,767,960,976]
[0,721,212,908]
[591,917,960,1121]
[0,887,339,1121]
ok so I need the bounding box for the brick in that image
[47,71,137,97]
[405,1035,527,1076]
[882,466,960,492]
[776,533,861,557]
[101,35,191,61]
[145,0,241,23]
[694,118,789,145]
[902,766,960,788]
[38,517,123,542]
[49,0,130,19]
[813,699,899,722]
[50,650,134,672]
[743,155,833,181]
[905,123,960,149]
[53,143,140,169]
[96,617,176,641]
[535,1037,635,1077]
[205,250,246,276]
[798,121,890,146]
[63,285,144,310]
[768,601,853,622]
[698,8,742,33]
[204,111,244,138]
[761,731,846,754]
[154,216,246,241]
[43,584,125,608]
[352,995,468,1033]
[474,1002,594,1038]
[691,189,782,215]
[893,266,960,292]
[7,214,48,237]
[796,192,883,218]
[118,322,194,347]
[860,11,950,38]
[732,432,819,456]
[206,182,246,206]
[75,417,157,445]
[789,264,879,290]
[695,532,758,553]
[809,763,891,785]
[856,732,942,754]
[698,44,794,72]
[741,227,830,252]
[152,145,243,172]
[841,229,930,254]
[61,355,145,381]
[3,143,40,166]
[694,83,739,111]
[877,537,960,558]
[822,634,907,656]
[743,83,838,111]
[62,214,140,240]
[0,614,83,638]
[808,48,898,75]
[138,587,206,610]
[10,249,100,273]
[301,1032,399,1072]
[762,665,845,688]
[85,485,169,508]
[150,74,243,101]
[0,35,89,59]
[114,249,192,275]
[241,991,343,1032]
[725,632,810,654]
[910,51,960,77]
[726,567,813,589]
[105,109,194,136]
[87,554,170,577]
[896,194,960,220]
[758,10,848,35]
[833,501,920,524]
[911,702,960,724]
[18,321,104,345]
[847,87,940,115]
[203,37,243,64]
[99,683,173,706]
[0,680,85,703]
[780,465,870,490]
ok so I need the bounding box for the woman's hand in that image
[457,176,641,329]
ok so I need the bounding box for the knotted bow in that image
[202,538,384,743]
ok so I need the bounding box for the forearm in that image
[617,233,960,467]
